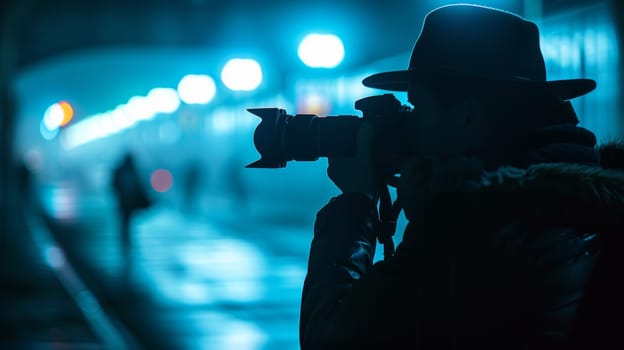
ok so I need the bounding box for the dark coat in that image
[300,143,624,350]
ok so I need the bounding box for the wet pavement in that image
[2,179,325,350]
[1,188,105,349]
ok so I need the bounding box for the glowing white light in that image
[61,113,113,149]
[221,59,262,91]
[298,33,344,68]
[60,87,182,150]
[177,74,217,104]
[126,96,155,121]
[147,87,180,114]
[43,103,65,130]
[110,105,133,129]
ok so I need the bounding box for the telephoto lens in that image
[246,108,362,168]
[246,94,411,169]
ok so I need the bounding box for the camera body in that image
[247,94,412,173]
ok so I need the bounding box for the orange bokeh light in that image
[59,101,74,127]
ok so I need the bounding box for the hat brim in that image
[362,69,596,100]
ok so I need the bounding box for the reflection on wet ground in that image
[28,181,316,350]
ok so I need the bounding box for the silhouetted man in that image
[300,4,623,349]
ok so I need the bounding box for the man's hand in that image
[327,123,379,201]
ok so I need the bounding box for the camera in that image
[246,94,413,174]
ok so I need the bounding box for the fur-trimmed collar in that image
[598,140,624,170]
[421,142,624,236]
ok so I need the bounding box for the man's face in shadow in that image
[405,79,489,158]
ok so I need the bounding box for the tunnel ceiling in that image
[5,0,434,74]
[4,1,592,76]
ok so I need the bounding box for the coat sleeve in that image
[299,192,378,350]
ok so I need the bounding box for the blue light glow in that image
[40,118,60,140]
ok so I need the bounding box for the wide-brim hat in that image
[362,4,596,100]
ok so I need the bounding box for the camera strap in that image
[377,183,402,261]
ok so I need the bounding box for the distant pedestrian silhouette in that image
[111,153,152,256]
[182,161,201,214]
